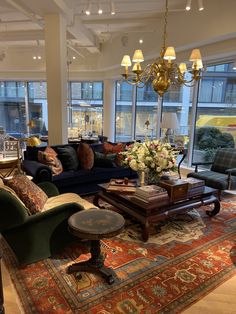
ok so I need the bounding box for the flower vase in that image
[137,170,146,186]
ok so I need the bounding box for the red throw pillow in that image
[38,146,63,175]
[77,143,94,170]
[5,174,48,214]
[103,142,124,166]
[103,142,124,154]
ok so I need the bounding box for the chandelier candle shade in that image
[121,0,203,97]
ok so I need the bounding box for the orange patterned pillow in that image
[5,174,48,214]
[103,142,124,154]
[77,143,94,170]
[103,142,124,166]
[38,146,63,175]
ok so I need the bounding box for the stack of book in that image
[185,177,205,197]
[131,185,169,209]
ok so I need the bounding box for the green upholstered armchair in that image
[187,148,236,196]
[0,182,92,266]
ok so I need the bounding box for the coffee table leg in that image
[206,197,221,217]
[142,221,149,242]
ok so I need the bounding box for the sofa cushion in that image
[103,142,124,154]
[77,143,94,170]
[42,193,97,211]
[94,152,117,168]
[57,146,79,171]
[4,174,48,214]
[38,146,63,175]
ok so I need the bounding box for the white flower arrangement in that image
[121,140,178,179]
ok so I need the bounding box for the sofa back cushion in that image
[4,174,48,214]
[56,146,79,171]
[94,152,117,168]
[77,143,94,170]
[38,146,63,175]
[211,148,236,173]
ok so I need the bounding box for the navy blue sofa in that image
[22,143,136,195]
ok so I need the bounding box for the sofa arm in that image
[192,161,213,172]
[22,160,52,183]
[37,182,59,197]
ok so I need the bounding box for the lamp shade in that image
[132,63,142,72]
[161,112,179,129]
[132,49,144,63]
[26,137,42,147]
[121,55,131,67]
[164,47,176,61]
[192,59,203,70]
[189,49,202,61]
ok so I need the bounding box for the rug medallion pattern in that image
[1,195,236,313]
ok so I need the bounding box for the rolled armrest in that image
[22,160,52,183]
[37,181,59,197]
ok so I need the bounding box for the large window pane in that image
[115,81,133,142]
[136,81,158,140]
[69,81,103,137]
[0,81,26,137]
[28,82,48,136]
[193,62,236,165]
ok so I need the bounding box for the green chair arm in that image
[37,181,60,197]
[24,202,84,226]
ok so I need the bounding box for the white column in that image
[44,14,67,145]
[103,79,115,142]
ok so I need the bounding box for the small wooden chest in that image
[158,179,189,202]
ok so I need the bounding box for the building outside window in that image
[115,81,133,142]
[0,81,27,138]
[193,62,236,164]
[69,81,103,138]
[28,81,48,137]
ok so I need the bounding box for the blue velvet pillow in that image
[94,152,117,168]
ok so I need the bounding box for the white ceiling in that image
[0,0,191,52]
[0,0,236,76]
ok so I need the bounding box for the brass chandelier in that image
[120,0,203,97]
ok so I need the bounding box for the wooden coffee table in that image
[93,184,220,242]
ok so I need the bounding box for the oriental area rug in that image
[1,195,236,314]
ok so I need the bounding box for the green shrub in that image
[195,126,234,150]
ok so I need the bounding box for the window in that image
[69,81,103,137]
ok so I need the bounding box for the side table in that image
[67,208,125,284]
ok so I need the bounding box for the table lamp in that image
[161,112,179,143]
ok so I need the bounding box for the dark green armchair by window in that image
[0,182,90,266]
[187,148,236,196]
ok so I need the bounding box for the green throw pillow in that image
[56,146,79,171]
[94,152,117,168]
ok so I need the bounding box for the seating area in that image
[22,141,137,194]
[0,0,236,313]
[0,177,96,265]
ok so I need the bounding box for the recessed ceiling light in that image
[139,39,143,44]
[72,56,76,60]
[186,0,191,11]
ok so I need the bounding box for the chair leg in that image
[217,190,222,200]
